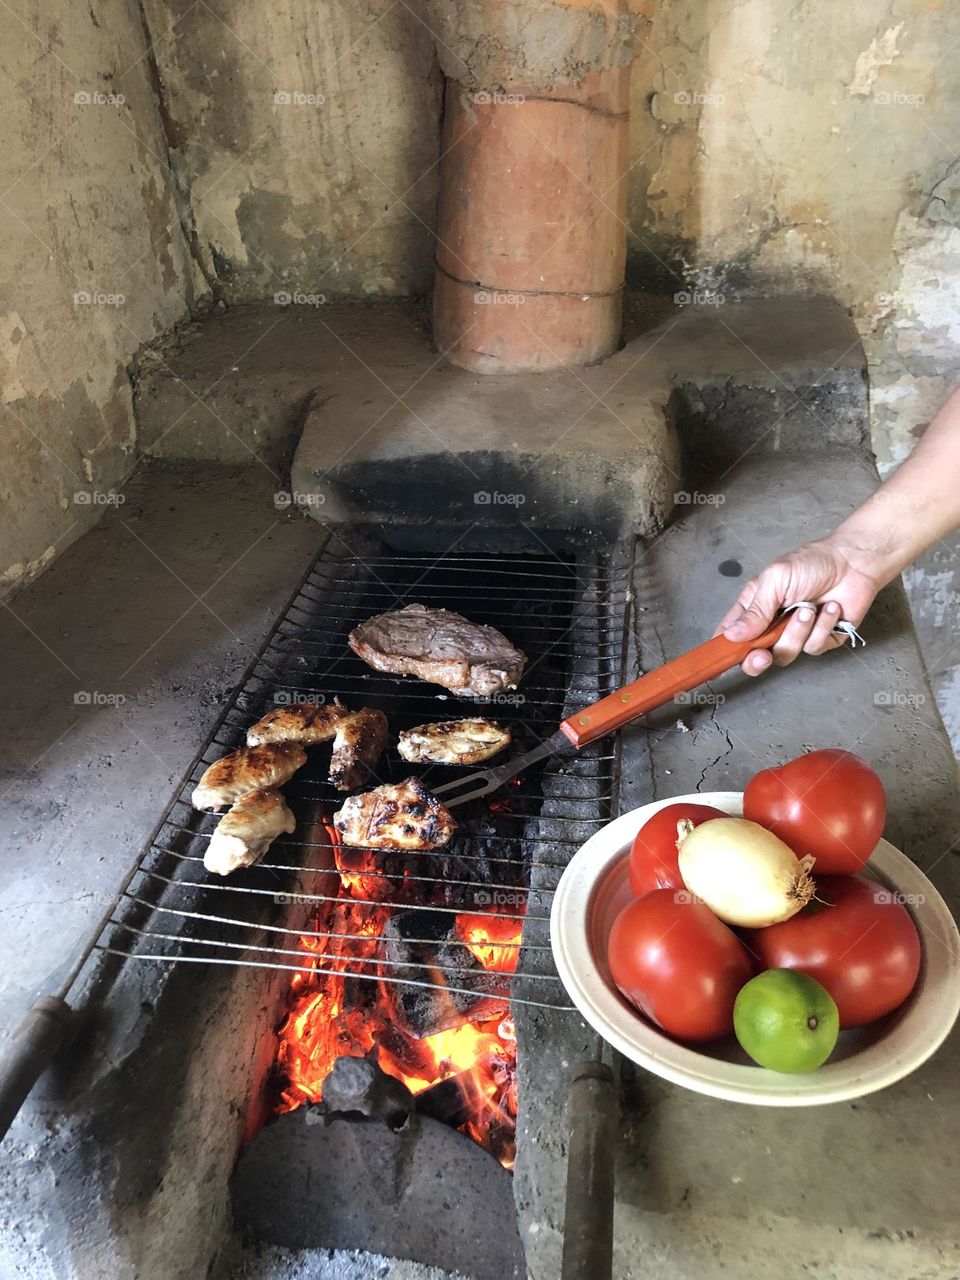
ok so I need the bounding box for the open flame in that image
[458,914,522,973]
[274,821,522,1167]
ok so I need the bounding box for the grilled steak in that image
[397,718,511,765]
[192,742,307,809]
[204,788,296,876]
[334,777,457,850]
[348,604,525,697]
[329,707,389,791]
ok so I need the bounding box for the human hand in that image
[716,536,886,676]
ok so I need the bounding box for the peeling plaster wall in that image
[0,0,199,599]
[626,0,960,746]
[627,1,960,438]
[8,0,957,730]
[142,0,444,301]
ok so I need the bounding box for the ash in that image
[232,1243,470,1280]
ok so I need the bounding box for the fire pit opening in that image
[272,868,522,1167]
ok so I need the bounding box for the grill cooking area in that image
[67,539,628,1274]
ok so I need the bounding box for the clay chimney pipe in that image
[426,0,644,374]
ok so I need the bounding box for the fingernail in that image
[727,619,746,635]
[797,607,814,623]
[824,602,840,615]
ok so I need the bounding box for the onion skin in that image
[676,816,816,928]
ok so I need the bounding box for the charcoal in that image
[415,1073,471,1127]
[380,909,508,1038]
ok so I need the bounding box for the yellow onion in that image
[676,816,815,928]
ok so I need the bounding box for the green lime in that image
[734,969,839,1073]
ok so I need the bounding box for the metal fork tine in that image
[432,730,573,808]
[431,769,496,798]
[438,779,500,808]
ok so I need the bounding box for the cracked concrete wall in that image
[0,0,200,600]
[626,0,960,747]
[141,0,444,301]
[628,1,959,458]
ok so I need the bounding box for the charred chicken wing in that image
[329,707,389,791]
[204,788,296,876]
[333,777,457,850]
[246,700,348,747]
[192,742,307,809]
[397,719,511,765]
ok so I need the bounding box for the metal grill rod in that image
[157,847,550,898]
[120,895,553,952]
[96,949,576,1011]
[110,923,563,985]
[157,827,582,870]
[130,869,548,923]
[161,817,598,858]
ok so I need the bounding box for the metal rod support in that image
[561,1060,618,1280]
[0,997,73,1141]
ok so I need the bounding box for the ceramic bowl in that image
[550,792,960,1105]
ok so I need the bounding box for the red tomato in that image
[628,802,726,895]
[744,748,886,875]
[607,889,754,1042]
[742,875,921,1027]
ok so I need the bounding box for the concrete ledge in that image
[134,296,868,543]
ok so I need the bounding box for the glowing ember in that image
[273,820,521,1167]
[456,914,521,973]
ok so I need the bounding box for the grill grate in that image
[94,545,631,1011]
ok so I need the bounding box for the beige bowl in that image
[550,792,960,1106]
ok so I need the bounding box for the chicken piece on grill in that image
[246,699,347,747]
[192,742,307,809]
[397,719,511,766]
[329,707,389,791]
[204,788,296,876]
[348,603,526,697]
[334,777,457,850]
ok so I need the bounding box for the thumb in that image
[722,569,787,641]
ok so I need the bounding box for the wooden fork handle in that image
[559,617,790,749]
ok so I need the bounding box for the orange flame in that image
[273,820,521,1166]
[456,914,521,973]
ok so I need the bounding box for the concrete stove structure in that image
[1,290,959,1278]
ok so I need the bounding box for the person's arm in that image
[719,387,960,675]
